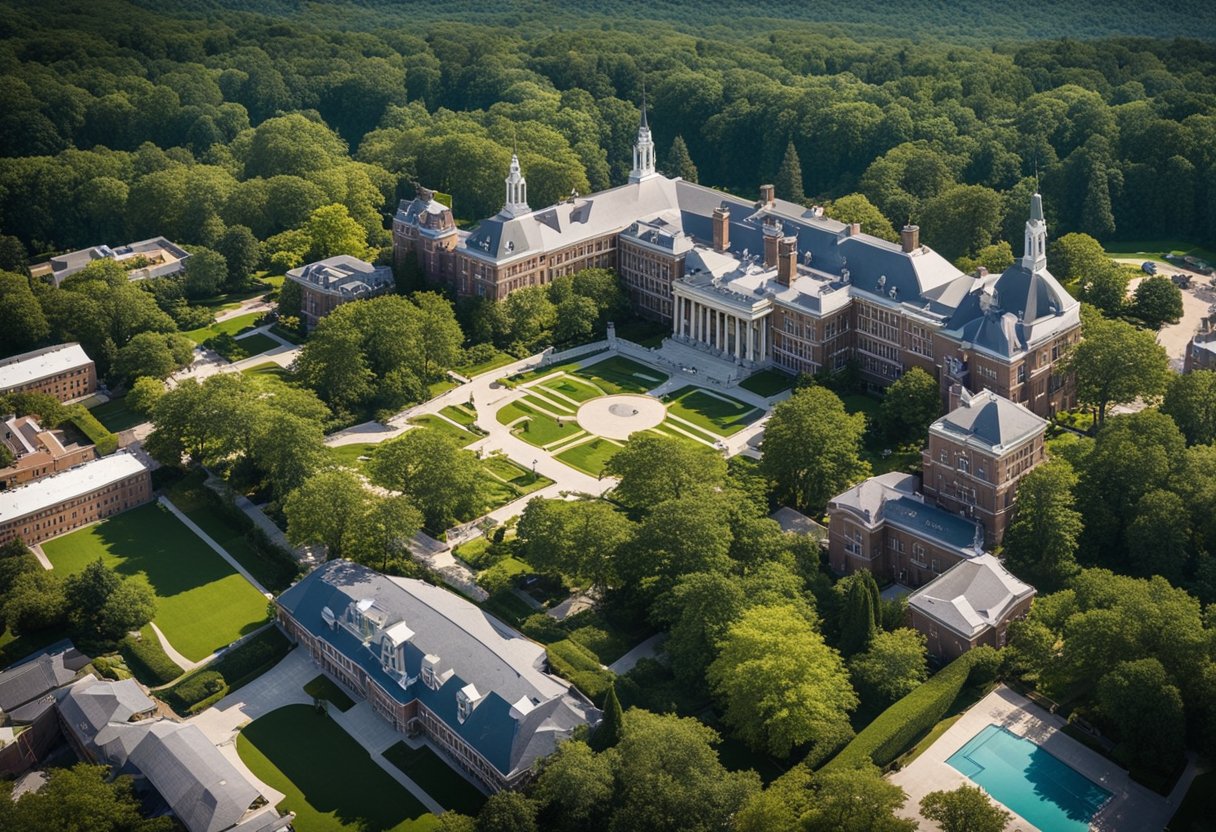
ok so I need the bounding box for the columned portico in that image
[671,284,770,369]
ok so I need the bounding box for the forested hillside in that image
[1,0,1214,272]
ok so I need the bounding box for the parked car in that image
[1142,261,1158,274]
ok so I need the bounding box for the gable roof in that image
[0,641,88,713]
[907,553,1035,638]
[55,676,155,753]
[931,388,1047,451]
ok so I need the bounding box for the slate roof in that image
[0,343,92,391]
[276,560,596,779]
[0,640,89,713]
[286,255,393,298]
[940,263,1080,358]
[55,676,156,756]
[829,472,983,553]
[907,553,1035,638]
[931,388,1047,451]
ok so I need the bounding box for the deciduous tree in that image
[1131,274,1184,329]
[367,428,484,531]
[284,468,372,558]
[1097,658,1186,771]
[1162,370,1216,445]
[848,628,929,707]
[1063,312,1169,426]
[920,785,1011,832]
[1002,458,1083,590]
[878,367,940,443]
[604,434,727,509]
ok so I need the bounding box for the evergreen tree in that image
[839,574,879,655]
[664,136,698,183]
[590,683,624,751]
[1080,171,1116,239]
[775,142,805,204]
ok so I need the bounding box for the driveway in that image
[1118,258,1216,368]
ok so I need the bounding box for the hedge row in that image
[824,647,998,771]
[546,638,613,703]
[120,626,184,686]
[67,405,118,455]
[160,626,291,715]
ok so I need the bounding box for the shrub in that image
[824,648,992,770]
[547,638,613,702]
[67,405,119,454]
[520,613,565,643]
[92,654,132,680]
[120,627,184,686]
[160,627,291,714]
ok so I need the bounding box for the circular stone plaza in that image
[574,394,668,440]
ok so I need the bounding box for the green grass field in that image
[482,455,550,495]
[183,311,262,344]
[496,399,584,446]
[537,375,603,403]
[653,419,719,445]
[573,355,667,394]
[242,362,292,382]
[1102,239,1216,265]
[738,369,795,398]
[407,414,478,446]
[455,349,516,377]
[439,404,477,426]
[663,386,761,435]
[41,502,269,662]
[237,705,438,832]
[556,437,622,475]
[426,378,458,399]
[328,443,380,471]
[383,743,486,815]
[233,332,280,356]
[88,396,146,432]
[304,674,356,711]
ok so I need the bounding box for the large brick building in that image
[0,414,96,489]
[0,343,96,403]
[394,104,1080,416]
[285,255,395,331]
[0,452,151,545]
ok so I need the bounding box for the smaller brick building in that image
[0,343,96,402]
[1184,315,1216,373]
[907,554,1035,660]
[0,452,151,545]
[286,255,394,331]
[1,414,96,489]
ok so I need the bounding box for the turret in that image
[628,91,658,183]
[501,152,530,218]
[1021,193,1047,273]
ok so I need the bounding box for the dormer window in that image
[456,683,481,723]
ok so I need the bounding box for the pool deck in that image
[889,685,1183,832]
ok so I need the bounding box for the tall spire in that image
[501,145,529,218]
[1022,191,1047,272]
[629,85,657,184]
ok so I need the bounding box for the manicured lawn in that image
[574,355,667,394]
[663,386,762,435]
[41,502,269,662]
[233,332,280,356]
[242,362,292,382]
[614,318,669,348]
[183,311,262,344]
[1103,239,1216,265]
[537,375,603,403]
[190,282,273,312]
[556,437,622,475]
[237,705,438,832]
[329,443,380,471]
[439,404,477,426]
[383,742,486,815]
[738,369,795,397]
[304,674,356,711]
[426,378,458,399]
[408,415,478,446]
[656,419,719,445]
[482,455,550,495]
[166,473,298,593]
[1169,770,1216,832]
[496,400,583,447]
[455,349,516,377]
[520,391,576,415]
[88,396,146,432]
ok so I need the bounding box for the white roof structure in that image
[0,343,92,392]
[907,554,1035,638]
[286,255,393,298]
[0,453,147,525]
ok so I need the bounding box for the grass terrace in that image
[233,331,280,356]
[87,395,146,432]
[41,502,270,662]
[1102,239,1216,265]
[555,437,622,476]
[182,311,262,344]
[496,398,583,447]
[572,355,667,394]
[383,742,486,815]
[478,455,553,514]
[241,362,292,382]
[663,386,762,436]
[738,369,795,398]
[238,705,438,832]
[426,378,458,399]
[328,442,380,471]
[538,375,604,403]
[407,414,479,446]
[439,403,477,426]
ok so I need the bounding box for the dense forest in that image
[1,0,1215,271]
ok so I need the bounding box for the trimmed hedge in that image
[547,638,613,703]
[67,405,119,454]
[120,625,184,686]
[824,647,997,771]
[161,626,291,714]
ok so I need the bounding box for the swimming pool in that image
[947,724,1112,832]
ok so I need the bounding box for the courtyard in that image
[40,501,271,662]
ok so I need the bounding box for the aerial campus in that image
[1,3,1215,832]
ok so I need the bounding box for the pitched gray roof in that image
[907,554,1035,637]
[829,472,984,552]
[931,388,1047,451]
[0,641,88,712]
[770,506,828,540]
[55,676,155,751]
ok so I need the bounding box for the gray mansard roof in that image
[829,472,984,553]
[931,388,1047,452]
[908,554,1035,638]
[286,255,393,298]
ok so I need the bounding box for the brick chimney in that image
[777,236,797,286]
[847,222,861,237]
[712,206,730,252]
[760,183,775,207]
[901,224,920,253]
[763,221,781,267]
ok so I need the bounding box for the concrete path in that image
[328,703,445,815]
[148,621,202,673]
[202,474,317,566]
[158,495,272,597]
[28,543,52,570]
[1117,257,1216,369]
[608,633,667,674]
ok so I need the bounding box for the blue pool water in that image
[946,724,1112,832]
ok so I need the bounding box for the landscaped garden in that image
[554,436,623,476]
[232,331,281,356]
[182,311,263,344]
[383,742,487,815]
[738,368,796,398]
[41,502,271,662]
[662,385,762,435]
[237,704,438,832]
[161,627,291,715]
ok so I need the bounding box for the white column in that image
[734,317,743,361]
[693,303,701,342]
[759,320,767,361]
[746,321,754,362]
[720,312,727,353]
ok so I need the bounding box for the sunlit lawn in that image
[663,386,761,435]
[555,437,622,475]
[183,311,262,345]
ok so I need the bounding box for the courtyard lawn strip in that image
[304,674,356,712]
[241,362,291,381]
[182,311,262,345]
[738,368,795,397]
[87,396,146,432]
[519,391,576,416]
[383,742,486,815]
[555,436,624,476]
[407,414,478,446]
[41,502,270,663]
[661,415,722,445]
[237,704,438,832]
[439,404,477,426]
[536,375,604,403]
[231,331,280,356]
[328,442,380,471]
[663,385,762,435]
[481,455,550,496]
[426,378,458,399]
[573,355,668,394]
[496,400,583,447]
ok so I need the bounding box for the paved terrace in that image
[889,685,1196,832]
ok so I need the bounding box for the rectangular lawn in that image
[664,386,762,435]
[41,502,270,662]
[738,369,795,397]
[556,437,622,475]
[88,396,146,432]
[384,742,486,815]
[496,400,583,447]
[537,375,603,403]
[183,311,262,344]
[574,355,668,394]
[408,415,478,446]
[329,442,381,471]
[238,704,437,832]
[232,332,280,356]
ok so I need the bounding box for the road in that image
[1116,258,1216,369]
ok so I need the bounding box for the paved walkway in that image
[158,495,272,597]
[608,633,667,674]
[148,621,203,673]
[202,474,317,566]
[1117,258,1216,369]
[889,685,1184,832]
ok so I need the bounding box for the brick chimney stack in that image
[760,183,775,207]
[777,236,797,286]
[712,206,730,252]
[847,222,861,237]
[901,224,920,253]
[763,221,781,267]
